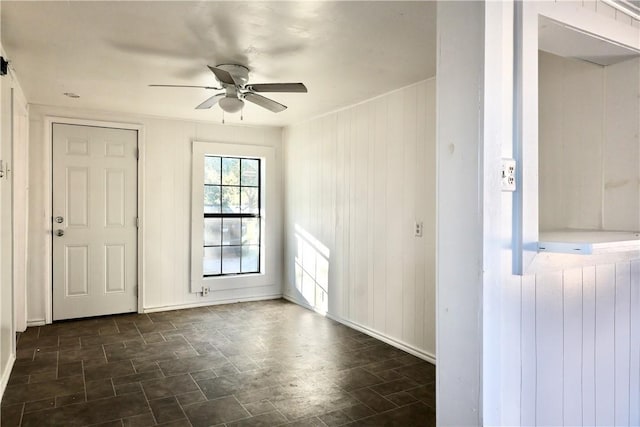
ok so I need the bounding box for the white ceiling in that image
[1,1,437,127]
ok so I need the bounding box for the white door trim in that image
[44,116,145,324]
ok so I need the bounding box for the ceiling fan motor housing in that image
[216,64,249,87]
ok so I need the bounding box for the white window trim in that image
[190,141,276,293]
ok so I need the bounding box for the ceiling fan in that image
[150,64,307,114]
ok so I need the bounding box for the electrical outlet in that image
[201,287,209,296]
[415,221,423,237]
[501,158,516,192]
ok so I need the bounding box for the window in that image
[190,141,278,294]
[202,156,261,276]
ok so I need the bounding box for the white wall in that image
[282,78,436,362]
[603,57,640,231]
[539,52,640,232]
[0,5,14,396]
[27,105,283,324]
[0,6,29,398]
[484,2,640,426]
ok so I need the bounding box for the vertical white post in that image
[436,2,485,425]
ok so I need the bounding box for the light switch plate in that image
[501,158,516,192]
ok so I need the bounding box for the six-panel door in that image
[52,123,137,320]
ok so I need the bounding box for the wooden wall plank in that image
[563,268,583,426]
[582,266,597,426]
[521,275,537,426]
[385,90,405,339]
[366,102,376,326]
[372,98,388,333]
[354,104,369,325]
[595,264,616,426]
[402,87,417,345]
[630,260,640,425]
[414,81,428,351]
[536,271,564,426]
[423,79,437,355]
[614,262,631,426]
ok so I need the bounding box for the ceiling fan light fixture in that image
[218,96,244,113]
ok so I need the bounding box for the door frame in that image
[43,116,145,324]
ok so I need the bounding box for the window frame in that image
[202,155,262,277]
[190,141,277,293]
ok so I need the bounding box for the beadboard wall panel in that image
[517,261,640,426]
[283,79,436,360]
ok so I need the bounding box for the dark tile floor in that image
[1,299,435,427]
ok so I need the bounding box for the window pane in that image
[222,157,240,185]
[241,246,259,272]
[204,156,221,185]
[222,246,241,274]
[241,159,259,186]
[222,218,241,246]
[204,185,221,213]
[221,186,240,213]
[204,218,221,246]
[241,187,259,214]
[242,218,259,245]
[203,247,221,275]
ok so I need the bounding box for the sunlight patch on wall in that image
[294,224,330,314]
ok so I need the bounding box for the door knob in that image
[55,229,64,237]
[55,216,64,223]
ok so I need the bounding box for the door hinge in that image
[135,217,140,228]
[135,148,139,160]
[0,160,8,179]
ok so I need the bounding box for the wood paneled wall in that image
[283,79,436,360]
[517,261,640,426]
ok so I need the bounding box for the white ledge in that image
[539,230,640,255]
[525,230,640,274]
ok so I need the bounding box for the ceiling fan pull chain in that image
[241,107,244,121]
[222,110,225,125]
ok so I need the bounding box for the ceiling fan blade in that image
[196,93,225,110]
[149,84,221,89]
[247,83,308,93]
[208,65,236,86]
[244,92,287,113]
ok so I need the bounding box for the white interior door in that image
[53,123,138,321]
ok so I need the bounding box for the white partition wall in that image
[482,1,640,425]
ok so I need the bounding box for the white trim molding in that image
[0,353,16,402]
[143,294,282,313]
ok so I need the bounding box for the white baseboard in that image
[142,294,283,313]
[27,319,46,327]
[283,294,436,365]
[0,353,16,402]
